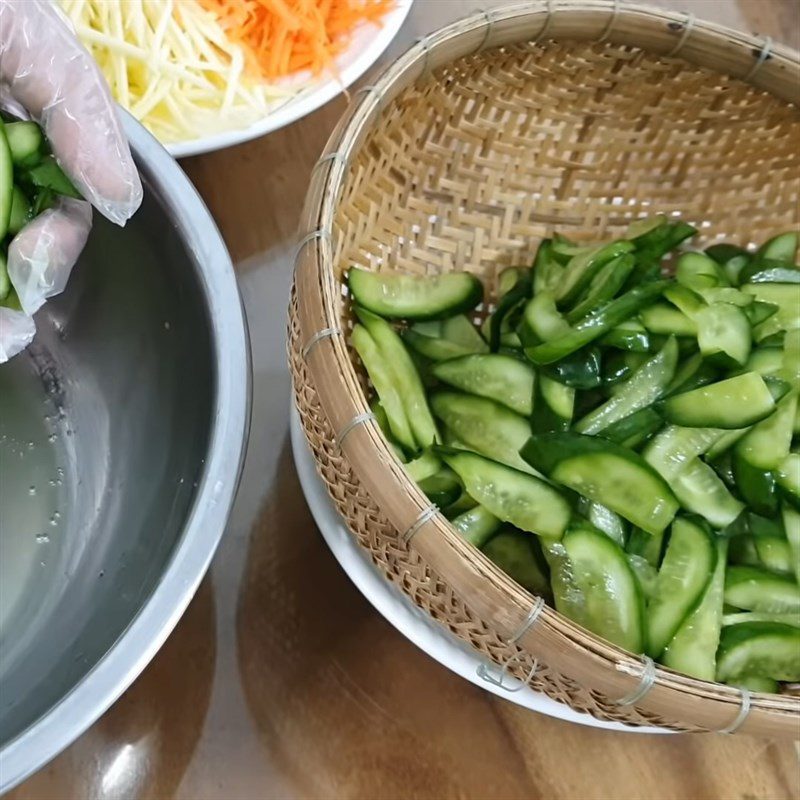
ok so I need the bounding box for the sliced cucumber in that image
[0,251,10,302]
[776,453,800,509]
[716,622,800,683]
[404,315,488,360]
[646,516,717,658]
[578,498,628,547]
[599,319,650,352]
[4,121,43,167]
[522,433,679,535]
[662,538,727,681]
[432,355,533,416]
[743,347,784,377]
[450,505,501,548]
[437,448,571,539]
[756,231,798,265]
[782,504,800,582]
[724,566,800,614]
[349,267,482,321]
[673,457,744,529]
[482,528,551,597]
[370,399,407,462]
[733,450,778,518]
[430,392,534,474]
[560,525,645,653]
[736,391,797,471]
[695,302,751,367]
[575,338,677,434]
[598,407,663,449]
[661,372,775,429]
[357,309,439,449]
[753,536,794,576]
[555,240,634,308]
[24,155,81,199]
[723,612,800,629]
[351,324,415,451]
[532,375,574,432]
[640,304,697,337]
[644,426,724,482]
[626,526,665,568]
[520,290,570,343]
[676,252,729,291]
[0,120,12,241]
[418,468,462,508]
[742,283,800,340]
[405,449,442,482]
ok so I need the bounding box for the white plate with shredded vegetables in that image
[60,0,413,158]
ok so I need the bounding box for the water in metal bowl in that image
[0,117,250,791]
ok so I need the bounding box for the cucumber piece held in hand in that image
[348,267,482,321]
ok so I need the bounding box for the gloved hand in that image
[0,0,142,362]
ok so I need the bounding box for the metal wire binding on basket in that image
[289,0,800,736]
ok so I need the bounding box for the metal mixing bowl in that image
[0,116,250,791]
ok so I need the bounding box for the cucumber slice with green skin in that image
[748,267,800,284]
[489,277,531,352]
[705,427,749,461]
[742,347,784,377]
[559,525,645,653]
[482,528,552,598]
[418,468,462,508]
[356,308,439,449]
[776,454,800,509]
[351,324,415,452]
[450,504,501,548]
[498,267,527,296]
[742,283,800,340]
[756,231,798,265]
[4,121,44,167]
[661,372,775,429]
[565,253,635,323]
[370,399,407,462]
[602,350,645,388]
[23,155,81,199]
[627,215,668,241]
[0,251,10,302]
[716,622,800,683]
[734,675,780,693]
[723,611,800,629]
[732,450,778,518]
[7,184,30,236]
[782,329,800,385]
[555,240,634,308]
[744,300,779,327]
[629,220,696,274]
[520,291,570,344]
[662,538,727,681]
[404,315,488,361]
[348,267,483,321]
[0,120,13,241]
[736,391,797,471]
[431,354,533,416]
[646,516,717,658]
[442,488,478,518]
[525,281,669,365]
[577,497,628,546]
[405,449,442,482]
[599,319,650,352]
[541,347,602,390]
[640,304,697,336]
[430,392,535,475]
[626,526,666,568]
[676,252,729,291]
[644,425,725,482]
[673,457,744,529]
[436,447,571,539]
[697,286,753,307]
[598,407,663,450]
[704,243,751,285]
[575,338,677,434]
[627,553,658,599]
[521,433,679,535]
[782,505,800,582]
[532,239,563,296]
[753,536,794,576]
[664,352,719,396]
[724,566,800,614]
[695,302,752,368]
[536,374,574,427]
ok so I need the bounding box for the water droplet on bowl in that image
[28,486,36,496]
[36,534,49,545]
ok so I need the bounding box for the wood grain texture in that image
[9,1,800,798]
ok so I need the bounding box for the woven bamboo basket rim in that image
[292,1,800,737]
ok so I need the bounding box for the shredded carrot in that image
[198,0,394,79]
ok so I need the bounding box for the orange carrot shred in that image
[199,0,394,80]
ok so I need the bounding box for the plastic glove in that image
[0,0,143,362]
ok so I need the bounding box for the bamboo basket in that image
[290,1,800,736]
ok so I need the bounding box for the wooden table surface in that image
[10,1,800,798]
